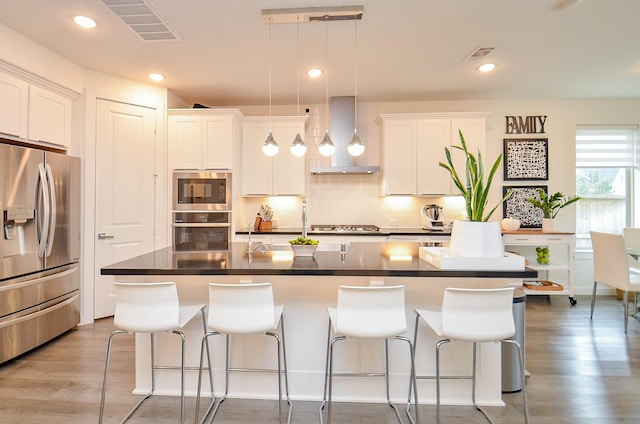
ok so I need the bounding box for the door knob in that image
[98,233,114,240]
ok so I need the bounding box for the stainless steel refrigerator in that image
[0,141,80,364]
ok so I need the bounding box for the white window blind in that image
[576,126,637,168]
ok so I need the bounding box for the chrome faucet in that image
[302,200,308,239]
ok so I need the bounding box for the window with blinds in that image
[575,126,638,249]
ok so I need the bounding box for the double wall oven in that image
[172,171,231,251]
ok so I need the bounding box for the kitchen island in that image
[101,241,535,406]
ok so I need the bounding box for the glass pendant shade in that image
[290,131,307,157]
[347,130,365,156]
[318,130,335,157]
[262,130,279,157]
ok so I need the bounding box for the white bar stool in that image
[99,281,212,424]
[195,282,291,424]
[414,287,529,424]
[319,285,419,424]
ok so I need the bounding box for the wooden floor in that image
[1,294,640,423]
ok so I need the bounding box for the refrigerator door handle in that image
[35,163,50,258]
[44,164,56,257]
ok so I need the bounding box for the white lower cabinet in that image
[387,234,450,245]
[503,231,576,305]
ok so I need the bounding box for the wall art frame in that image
[503,185,548,229]
[503,138,549,181]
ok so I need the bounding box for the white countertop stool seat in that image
[591,231,640,333]
[195,282,291,424]
[99,281,211,424]
[319,285,419,424]
[414,287,529,424]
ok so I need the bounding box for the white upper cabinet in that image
[28,86,72,148]
[0,72,72,148]
[167,109,241,170]
[242,117,307,196]
[381,113,488,196]
[0,73,28,139]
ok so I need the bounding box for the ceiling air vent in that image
[465,46,496,61]
[100,0,181,41]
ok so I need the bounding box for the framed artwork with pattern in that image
[503,138,548,181]
[503,185,547,229]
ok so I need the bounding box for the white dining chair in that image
[319,285,418,424]
[414,287,529,424]
[99,281,212,424]
[590,231,640,333]
[623,227,640,270]
[195,282,291,424]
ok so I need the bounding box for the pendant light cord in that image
[296,16,300,118]
[353,12,357,131]
[268,17,273,129]
[325,17,329,133]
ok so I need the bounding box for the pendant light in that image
[318,17,335,157]
[262,17,279,157]
[347,12,365,157]
[290,15,307,157]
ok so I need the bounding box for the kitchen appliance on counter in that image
[421,204,452,231]
[310,224,381,234]
[0,141,80,364]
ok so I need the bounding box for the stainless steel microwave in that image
[173,171,231,211]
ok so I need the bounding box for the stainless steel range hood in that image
[310,96,380,175]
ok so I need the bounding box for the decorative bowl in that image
[290,244,318,257]
[501,218,521,231]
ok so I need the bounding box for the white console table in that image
[503,230,576,305]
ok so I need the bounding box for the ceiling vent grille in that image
[465,46,495,61]
[100,0,181,41]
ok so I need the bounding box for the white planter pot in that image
[541,218,555,233]
[448,220,504,258]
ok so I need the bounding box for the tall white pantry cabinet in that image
[380,112,489,196]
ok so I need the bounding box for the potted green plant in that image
[438,130,512,259]
[526,188,581,232]
[439,130,510,222]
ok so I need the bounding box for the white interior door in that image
[94,99,156,318]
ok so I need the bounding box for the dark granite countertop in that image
[101,241,537,278]
[235,227,452,237]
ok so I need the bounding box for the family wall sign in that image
[505,115,547,134]
[502,114,549,228]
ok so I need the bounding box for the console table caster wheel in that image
[569,297,577,305]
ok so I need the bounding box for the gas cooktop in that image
[310,224,381,234]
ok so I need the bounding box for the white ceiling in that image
[0,0,638,107]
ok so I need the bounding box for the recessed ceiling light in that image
[149,73,165,82]
[73,15,97,29]
[478,63,496,72]
[307,68,323,78]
